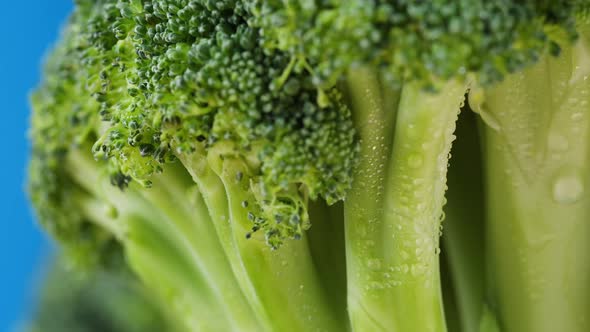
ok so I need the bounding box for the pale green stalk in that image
[477,25,590,332]
[179,145,345,332]
[344,67,466,331]
[65,148,261,331]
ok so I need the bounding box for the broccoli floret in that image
[31,1,351,330]
[251,1,580,86]
[28,1,590,331]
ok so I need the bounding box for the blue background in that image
[0,1,72,330]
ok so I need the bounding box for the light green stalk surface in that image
[478,25,590,332]
[344,67,466,331]
[179,145,345,332]
[65,149,261,331]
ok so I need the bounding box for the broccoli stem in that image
[178,148,275,329]
[179,145,345,332]
[344,67,466,331]
[73,191,231,331]
[66,148,261,331]
[479,27,590,332]
[137,169,262,331]
[72,187,126,240]
[124,214,231,331]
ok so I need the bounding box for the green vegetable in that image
[24,257,172,332]
[28,1,589,331]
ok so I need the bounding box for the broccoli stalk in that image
[28,1,589,331]
[65,148,261,330]
[476,22,590,332]
[344,67,466,331]
[178,145,345,331]
[65,143,345,331]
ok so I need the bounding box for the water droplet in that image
[571,112,583,121]
[358,225,367,237]
[407,153,423,168]
[415,247,423,256]
[547,133,569,152]
[552,173,584,204]
[368,281,383,290]
[410,264,423,277]
[367,258,382,270]
[406,124,418,139]
[400,250,410,260]
[400,264,409,273]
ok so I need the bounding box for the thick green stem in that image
[125,214,230,331]
[139,166,261,331]
[72,187,230,331]
[344,67,466,331]
[478,26,590,332]
[179,146,345,332]
[217,155,343,332]
[65,149,260,331]
[177,148,273,330]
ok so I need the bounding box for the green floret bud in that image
[33,0,358,247]
[29,10,120,267]
[250,0,582,88]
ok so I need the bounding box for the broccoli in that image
[28,1,589,331]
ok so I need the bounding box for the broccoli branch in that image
[477,23,590,332]
[344,67,466,331]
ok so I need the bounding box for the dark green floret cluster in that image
[32,0,358,249]
[251,0,582,87]
[28,1,590,331]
